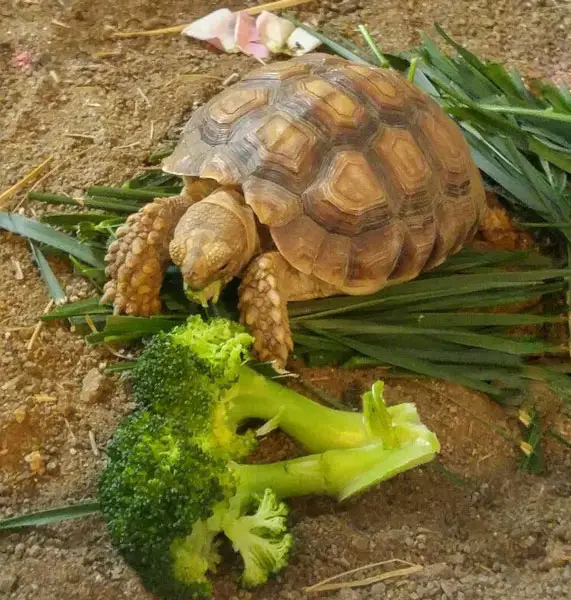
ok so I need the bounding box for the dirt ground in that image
[1,1,571,599]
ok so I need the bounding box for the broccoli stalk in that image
[229,382,439,502]
[132,316,427,457]
[99,401,439,599]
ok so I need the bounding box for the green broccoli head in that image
[98,409,226,599]
[99,409,296,599]
[169,314,254,382]
[131,317,257,460]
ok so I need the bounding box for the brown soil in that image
[1,1,570,600]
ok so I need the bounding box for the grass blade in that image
[379,312,563,328]
[28,192,141,214]
[0,501,100,531]
[86,186,175,200]
[41,297,111,320]
[41,213,120,228]
[84,314,187,344]
[379,283,562,313]
[308,327,505,397]
[0,212,104,268]
[298,319,559,355]
[105,361,138,373]
[357,24,389,67]
[283,17,372,64]
[29,242,66,305]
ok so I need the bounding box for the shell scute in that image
[372,128,433,200]
[297,77,365,129]
[209,88,270,125]
[303,150,392,237]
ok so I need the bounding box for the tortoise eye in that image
[219,261,230,271]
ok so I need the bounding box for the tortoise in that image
[101,53,494,368]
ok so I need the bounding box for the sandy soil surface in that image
[1,1,570,599]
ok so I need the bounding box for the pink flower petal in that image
[11,50,33,72]
[234,11,257,49]
[232,11,270,58]
[243,41,270,59]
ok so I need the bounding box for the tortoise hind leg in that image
[238,251,339,368]
[101,178,218,316]
[476,192,534,251]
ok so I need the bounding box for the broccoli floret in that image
[131,318,258,459]
[98,411,292,599]
[132,315,425,458]
[219,489,293,587]
[98,410,225,599]
[99,397,440,599]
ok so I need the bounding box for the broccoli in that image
[99,399,439,599]
[98,410,225,599]
[132,315,427,458]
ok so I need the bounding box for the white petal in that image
[182,8,234,40]
[218,13,239,52]
[256,11,295,53]
[285,27,322,55]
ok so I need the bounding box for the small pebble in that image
[351,535,369,552]
[13,543,26,559]
[13,406,27,423]
[80,368,107,404]
[370,582,386,595]
[441,581,458,598]
[24,450,46,475]
[0,573,18,594]
[449,552,466,565]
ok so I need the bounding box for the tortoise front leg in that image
[101,178,218,316]
[238,251,339,368]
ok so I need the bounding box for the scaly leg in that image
[101,178,218,316]
[238,251,339,368]
[477,192,534,251]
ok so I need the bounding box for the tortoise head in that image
[169,188,258,305]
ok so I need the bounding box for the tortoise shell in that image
[162,53,487,294]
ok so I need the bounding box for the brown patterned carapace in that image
[163,53,486,294]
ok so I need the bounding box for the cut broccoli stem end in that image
[231,433,440,502]
[362,380,398,447]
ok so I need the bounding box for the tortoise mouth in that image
[183,280,223,307]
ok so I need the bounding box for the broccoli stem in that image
[224,367,372,453]
[232,437,439,501]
